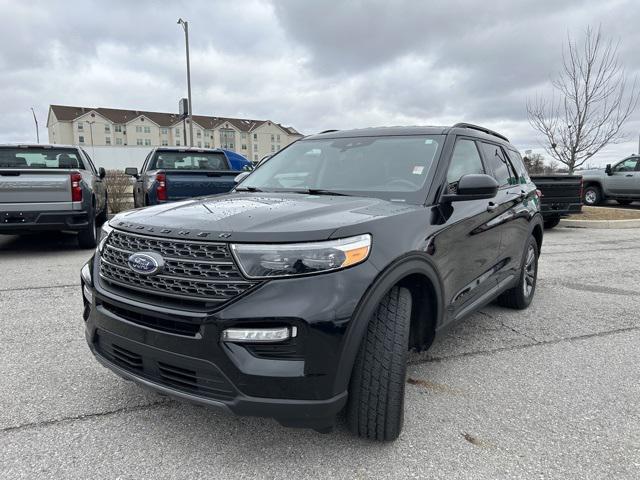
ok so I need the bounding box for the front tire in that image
[347,286,412,441]
[496,236,539,310]
[583,185,602,206]
[78,213,97,249]
[544,217,561,229]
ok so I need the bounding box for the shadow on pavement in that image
[0,231,89,254]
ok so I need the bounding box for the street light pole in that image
[87,121,96,159]
[30,107,39,144]
[177,18,194,147]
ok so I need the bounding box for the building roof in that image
[49,105,302,135]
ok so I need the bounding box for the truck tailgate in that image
[0,170,72,204]
[164,170,240,200]
[531,175,582,201]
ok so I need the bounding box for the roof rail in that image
[452,123,509,142]
[318,129,339,134]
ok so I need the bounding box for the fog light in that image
[83,284,93,303]
[222,326,296,343]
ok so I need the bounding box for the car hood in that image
[112,192,422,243]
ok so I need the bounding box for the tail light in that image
[156,172,167,201]
[71,172,82,202]
[535,189,543,199]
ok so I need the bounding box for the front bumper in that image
[0,209,89,234]
[82,254,378,429]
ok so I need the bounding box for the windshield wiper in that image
[235,186,263,192]
[288,188,352,197]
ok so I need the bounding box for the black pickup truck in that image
[530,175,582,229]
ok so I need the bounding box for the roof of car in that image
[0,143,80,149]
[304,124,512,144]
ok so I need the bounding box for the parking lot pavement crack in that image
[477,310,539,343]
[408,325,640,365]
[0,283,79,293]
[0,399,173,435]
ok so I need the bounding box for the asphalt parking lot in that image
[1,227,639,479]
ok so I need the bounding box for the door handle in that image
[487,202,498,212]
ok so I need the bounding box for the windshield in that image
[242,135,443,202]
[150,151,230,170]
[0,148,84,169]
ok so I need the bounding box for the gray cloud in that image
[1,0,639,165]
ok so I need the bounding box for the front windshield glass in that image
[0,148,84,169]
[242,135,443,202]
[149,151,229,170]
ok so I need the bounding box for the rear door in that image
[605,158,639,195]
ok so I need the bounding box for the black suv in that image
[81,124,543,441]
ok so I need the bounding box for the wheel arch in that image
[332,253,444,394]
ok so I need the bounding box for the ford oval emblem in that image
[127,252,164,276]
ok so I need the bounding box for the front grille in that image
[95,332,235,400]
[101,301,201,337]
[99,230,257,306]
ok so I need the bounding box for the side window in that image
[481,143,517,187]
[81,149,97,174]
[613,158,638,172]
[141,151,153,172]
[506,149,530,183]
[446,139,485,190]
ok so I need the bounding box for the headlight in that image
[231,234,371,279]
[97,222,114,253]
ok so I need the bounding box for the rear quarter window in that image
[480,142,518,187]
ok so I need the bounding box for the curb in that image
[560,218,640,229]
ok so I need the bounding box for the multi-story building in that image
[46,105,303,162]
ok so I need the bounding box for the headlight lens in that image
[97,222,114,253]
[231,234,371,279]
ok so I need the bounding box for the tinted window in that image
[481,143,517,187]
[150,152,229,170]
[241,135,443,203]
[613,158,639,172]
[0,148,84,169]
[506,149,530,183]
[447,139,485,189]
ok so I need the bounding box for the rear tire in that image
[583,185,602,206]
[496,236,539,310]
[78,213,97,249]
[616,199,633,206]
[347,286,412,442]
[543,217,561,229]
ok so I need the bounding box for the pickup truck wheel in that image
[496,237,538,310]
[583,186,602,206]
[347,286,411,442]
[543,218,561,229]
[78,214,98,249]
[616,199,633,206]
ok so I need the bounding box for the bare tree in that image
[527,26,638,173]
[104,170,134,214]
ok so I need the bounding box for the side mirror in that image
[234,171,250,184]
[124,167,139,177]
[98,167,106,179]
[605,164,612,175]
[441,174,499,203]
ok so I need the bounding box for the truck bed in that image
[531,174,582,219]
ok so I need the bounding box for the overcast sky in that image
[1,0,639,165]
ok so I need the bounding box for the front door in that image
[605,158,640,195]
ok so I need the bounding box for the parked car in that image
[81,124,543,441]
[580,154,640,206]
[0,144,107,248]
[125,147,248,207]
[530,175,582,229]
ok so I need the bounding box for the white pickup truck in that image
[0,144,108,248]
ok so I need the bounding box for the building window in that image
[136,139,143,145]
[77,123,84,131]
[276,145,280,150]
[144,126,151,134]
[161,140,168,146]
[116,138,123,145]
[277,134,280,142]
[254,154,258,161]
[196,130,202,138]
[253,133,257,140]
[253,144,258,152]
[271,145,275,152]
[271,134,274,142]
[115,125,122,133]
[197,141,202,147]
[136,126,142,133]
[204,142,211,148]
[176,140,181,146]
[161,128,168,135]
[144,139,151,146]
[105,137,111,145]
[79,135,85,143]
[219,128,236,150]
[241,144,247,150]
[241,133,247,139]
[104,125,111,133]
[175,128,181,135]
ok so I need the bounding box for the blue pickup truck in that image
[125,147,251,207]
